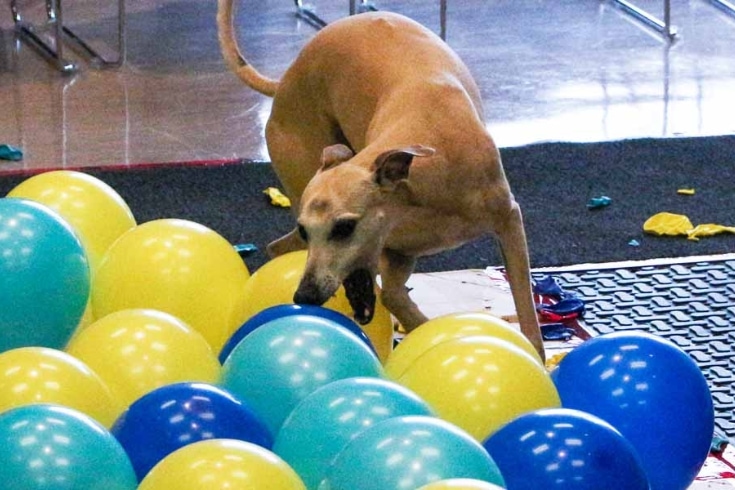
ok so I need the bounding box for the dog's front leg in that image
[379,249,428,332]
[494,205,545,362]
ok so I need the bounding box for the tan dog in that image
[218,3,544,360]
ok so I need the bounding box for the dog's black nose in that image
[293,288,322,305]
[293,276,326,305]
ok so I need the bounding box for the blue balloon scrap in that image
[0,144,23,161]
[234,243,258,258]
[533,275,577,300]
[587,195,612,209]
[541,323,576,341]
[537,297,585,316]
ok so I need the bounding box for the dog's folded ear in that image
[373,145,435,187]
[320,144,355,170]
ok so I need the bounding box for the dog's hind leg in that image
[379,249,428,333]
[493,204,545,361]
[264,120,338,258]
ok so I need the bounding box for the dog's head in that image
[293,143,435,324]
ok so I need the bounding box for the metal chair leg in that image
[294,0,328,28]
[10,0,125,73]
[63,0,126,68]
[11,0,77,73]
[607,0,677,42]
[296,0,447,40]
[707,0,735,18]
[440,0,446,40]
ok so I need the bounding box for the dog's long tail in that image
[217,0,279,97]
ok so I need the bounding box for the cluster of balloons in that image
[0,170,716,490]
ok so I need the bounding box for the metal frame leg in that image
[294,0,328,28]
[10,0,125,73]
[63,0,126,68]
[440,0,446,40]
[349,0,378,16]
[608,0,677,41]
[295,0,447,40]
[11,0,77,73]
[707,0,735,17]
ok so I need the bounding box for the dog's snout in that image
[293,274,330,306]
[293,287,324,306]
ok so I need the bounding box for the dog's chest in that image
[386,206,486,257]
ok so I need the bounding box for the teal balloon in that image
[0,404,137,490]
[319,415,506,490]
[0,198,90,352]
[274,377,435,489]
[221,315,384,435]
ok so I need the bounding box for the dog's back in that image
[270,12,488,170]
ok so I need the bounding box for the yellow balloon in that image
[91,219,250,353]
[66,309,221,409]
[0,347,120,428]
[417,479,505,490]
[7,170,136,275]
[398,336,560,442]
[138,439,306,490]
[240,250,394,363]
[386,312,543,379]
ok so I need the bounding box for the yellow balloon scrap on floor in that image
[643,212,735,241]
[264,187,291,207]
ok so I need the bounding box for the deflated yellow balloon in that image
[240,250,394,363]
[417,479,505,490]
[138,439,306,490]
[0,347,121,428]
[643,212,694,236]
[687,223,735,241]
[66,309,220,409]
[643,212,735,241]
[7,170,136,275]
[386,312,542,380]
[398,336,560,442]
[91,219,250,353]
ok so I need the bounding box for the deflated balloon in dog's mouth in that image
[342,268,375,325]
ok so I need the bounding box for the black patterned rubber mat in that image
[535,256,735,439]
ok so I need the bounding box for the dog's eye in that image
[298,224,309,242]
[330,219,357,241]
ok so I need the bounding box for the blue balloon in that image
[0,198,89,353]
[111,382,273,481]
[551,332,714,490]
[221,315,384,435]
[320,415,505,489]
[483,408,649,489]
[219,304,376,363]
[274,377,435,489]
[0,404,137,490]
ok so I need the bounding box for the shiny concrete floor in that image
[1,0,734,172]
